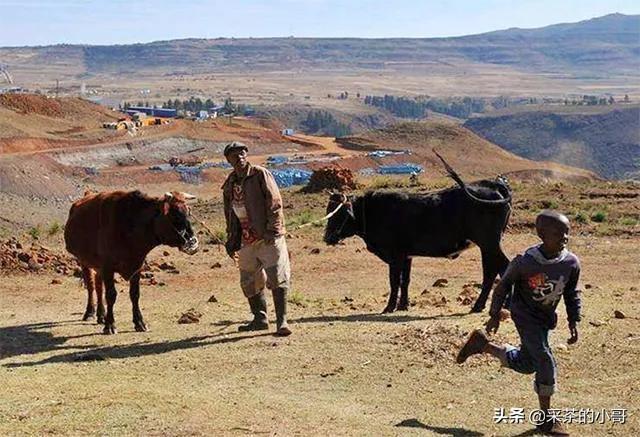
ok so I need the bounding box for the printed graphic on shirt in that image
[527,273,566,306]
[232,183,259,245]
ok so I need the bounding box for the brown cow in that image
[64,190,199,334]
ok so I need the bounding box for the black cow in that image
[323,153,511,313]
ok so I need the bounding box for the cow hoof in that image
[103,324,117,335]
[134,322,148,332]
[470,304,485,313]
[97,316,105,325]
[82,312,95,321]
[382,306,396,314]
[397,303,409,311]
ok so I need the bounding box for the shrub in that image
[574,212,588,224]
[47,222,62,236]
[288,290,307,307]
[620,217,638,226]
[591,211,607,223]
[28,226,41,240]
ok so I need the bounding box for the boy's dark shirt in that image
[490,245,581,330]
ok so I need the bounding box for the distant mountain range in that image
[1,13,638,78]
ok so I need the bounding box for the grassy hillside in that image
[463,106,640,179]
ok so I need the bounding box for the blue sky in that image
[1,0,638,46]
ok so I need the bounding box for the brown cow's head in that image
[154,191,199,254]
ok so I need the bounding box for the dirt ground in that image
[0,104,638,435]
[1,183,638,436]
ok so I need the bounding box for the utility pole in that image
[55,79,59,98]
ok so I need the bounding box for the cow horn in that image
[182,192,197,200]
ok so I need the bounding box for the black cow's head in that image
[323,192,357,246]
[154,192,199,254]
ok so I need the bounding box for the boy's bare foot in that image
[537,419,570,435]
[456,329,489,364]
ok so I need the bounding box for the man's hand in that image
[485,315,500,334]
[263,231,276,245]
[568,321,579,344]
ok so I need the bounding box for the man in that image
[222,141,292,336]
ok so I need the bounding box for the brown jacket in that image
[222,164,286,254]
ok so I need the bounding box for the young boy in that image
[456,210,581,436]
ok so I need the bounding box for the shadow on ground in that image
[3,330,273,368]
[0,320,100,361]
[291,311,470,324]
[1,310,469,368]
[396,418,484,436]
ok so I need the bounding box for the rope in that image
[291,200,346,230]
[190,213,224,244]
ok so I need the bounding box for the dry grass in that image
[1,182,639,436]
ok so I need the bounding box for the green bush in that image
[620,217,638,226]
[369,176,408,189]
[288,209,315,228]
[28,226,41,240]
[287,290,307,307]
[541,200,559,210]
[210,228,226,244]
[574,212,588,224]
[47,222,62,236]
[591,211,607,223]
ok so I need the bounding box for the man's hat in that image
[223,141,248,156]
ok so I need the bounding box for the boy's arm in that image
[563,262,582,324]
[488,255,521,319]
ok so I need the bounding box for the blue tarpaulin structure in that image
[367,150,410,158]
[270,168,313,188]
[175,165,203,184]
[149,163,174,172]
[210,161,232,169]
[266,156,289,166]
[378,163,423,175]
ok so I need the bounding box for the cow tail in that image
[433,150,512,205]
[433,150,467,190]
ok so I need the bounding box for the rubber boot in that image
[273,288,292,336]
[238,292,269,332]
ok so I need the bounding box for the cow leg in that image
[382,262,402,313]
[496,248,512,309]
[471,247,501,313]
[397,258,412,311]
[129,273,147,332]
[102,269,118,335]
[95,272,106,325]
[81,267,96,321]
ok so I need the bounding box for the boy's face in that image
[537,219,570,255]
